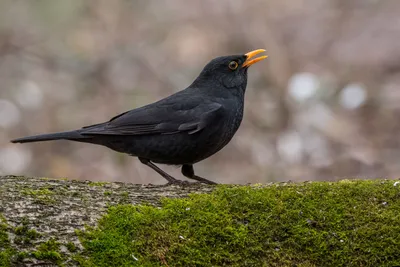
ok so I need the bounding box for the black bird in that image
[11,49,268,185]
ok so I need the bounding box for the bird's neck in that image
[190,78,247,100]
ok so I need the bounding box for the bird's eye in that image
[228,61,238,70]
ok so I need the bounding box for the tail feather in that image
[11,130,83,144]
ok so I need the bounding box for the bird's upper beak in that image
[242,49,268,68]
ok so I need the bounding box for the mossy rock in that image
[76,180,400,267]
[0,215,15,267]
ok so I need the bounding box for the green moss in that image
[1,215,64,265]
[22,188,56,204]
[117,191,130,204]
[0,215,15,267]
[0,215,8,248]
[0,216,64,265]
[103,191,112,196]
[15,228,41,244]
[66,242,77,253]
[31,238,63,263]
[15,251,30,261]
[88,182,108,187]
[14,224,41,245]
[22,188,54,196]
[0,249,14,267]
[40,177,68,181]
[71,191,81,197]
[120,192,129,197]
[78,180,400,267]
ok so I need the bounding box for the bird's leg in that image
[139,158,184,185]
[181,164,217,185]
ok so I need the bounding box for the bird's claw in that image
[165,179,217,186]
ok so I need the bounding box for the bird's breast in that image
[198,99,243,159]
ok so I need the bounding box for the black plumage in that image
[11,49,267,185]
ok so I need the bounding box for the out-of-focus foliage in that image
[1,0,400,184]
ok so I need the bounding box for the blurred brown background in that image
[1,0,400,184]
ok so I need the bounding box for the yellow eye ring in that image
[228,61,238,70]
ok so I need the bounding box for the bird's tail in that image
[11,130,84,144]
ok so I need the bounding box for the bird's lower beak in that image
[242,49,268,67]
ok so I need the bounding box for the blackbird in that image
[11,49,268,185]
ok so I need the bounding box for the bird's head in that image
[192,49,267,91]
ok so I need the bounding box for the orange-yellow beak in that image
[242,49,268,67]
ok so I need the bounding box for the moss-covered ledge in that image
[0,175,214,266]
[1,176,400,266]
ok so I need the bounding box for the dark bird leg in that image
[139,157,183,184]
[181,164,217,185]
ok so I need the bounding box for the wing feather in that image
[80,93,223,136]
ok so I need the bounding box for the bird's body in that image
[11,49,267,184]
[72,87,244,165]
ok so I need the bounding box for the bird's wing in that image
[80,95,223,136]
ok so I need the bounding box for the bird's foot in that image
[190,175,218,185]
[166,179,217,186]
[180,165,218,185]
